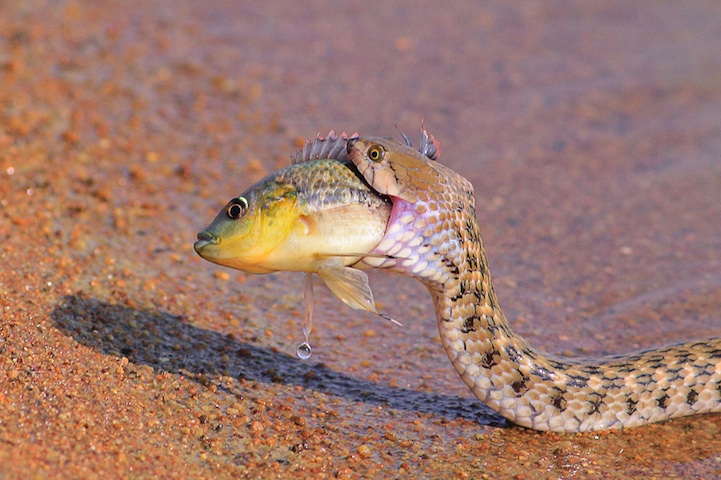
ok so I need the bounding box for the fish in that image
[193,132,394,317]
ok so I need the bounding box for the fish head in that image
[194,179,300,274]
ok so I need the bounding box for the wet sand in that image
[2,1,721,478]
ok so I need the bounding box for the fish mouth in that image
[194,230,219,254]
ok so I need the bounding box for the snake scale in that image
[329,130,721,432]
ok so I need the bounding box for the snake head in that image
[347,136,442,203]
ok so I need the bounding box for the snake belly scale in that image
[344,134,721,432]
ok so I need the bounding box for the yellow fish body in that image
[194,133,393,315]
[194,158,391,273]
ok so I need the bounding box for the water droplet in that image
[296,342,312,360]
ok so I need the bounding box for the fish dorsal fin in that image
[396,121,441,161]
[292,131,359,164]
[316,265,401,326]
[417,122,441,161]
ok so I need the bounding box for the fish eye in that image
[367,144,386,163]
[226,196,248,219]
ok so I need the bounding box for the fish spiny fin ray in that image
[292,131,359,164]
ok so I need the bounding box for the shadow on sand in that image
[51,293,503,426]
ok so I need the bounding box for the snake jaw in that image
[361,195,432,275]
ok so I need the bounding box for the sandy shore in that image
[2,1,721,478]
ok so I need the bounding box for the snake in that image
[341,131,721,432]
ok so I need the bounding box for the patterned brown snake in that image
[340,131,721,432]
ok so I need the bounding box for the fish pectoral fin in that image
[316,266,401,326]
[317,265,377,312]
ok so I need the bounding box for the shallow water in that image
[2,1,721,478]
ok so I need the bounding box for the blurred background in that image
[2,1,721,478]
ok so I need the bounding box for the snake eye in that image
[367,144,386,163]
[226,196,248,219]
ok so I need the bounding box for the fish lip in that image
[194,230,218,253]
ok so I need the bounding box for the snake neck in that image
[366,193,555,413]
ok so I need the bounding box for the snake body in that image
[343,133,721,432]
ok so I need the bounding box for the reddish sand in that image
[2,1,721,478]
